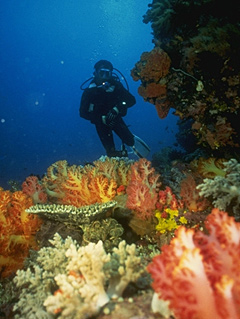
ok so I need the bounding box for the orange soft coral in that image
[42,158,128,206]
[0,189,42,277]
[61,169,117,206]
[92,157,132,186]
[147,209,240,319]
[126,159,161,220]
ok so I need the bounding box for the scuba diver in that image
[79,59,150,158]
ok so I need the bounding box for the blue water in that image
[0,0,178,189]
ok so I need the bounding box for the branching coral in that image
[104,240,142,298]
[147,208,240,319]
[0,189,42,278]
[155,207,187,234]
[13,233,75,319]
[197,158,240,217]
[13,234,143,319]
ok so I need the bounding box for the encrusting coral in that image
[13,233,143,319]
[147,208,240,319]
[197,158,240,217]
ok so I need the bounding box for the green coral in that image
[81,218,124,252]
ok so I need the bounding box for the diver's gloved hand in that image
[102,107,119,128]
[116,102,127,116]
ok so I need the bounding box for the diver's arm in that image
[79,90,94,121]
[114,84,136,116]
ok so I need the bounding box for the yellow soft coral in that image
[155,208,187,234]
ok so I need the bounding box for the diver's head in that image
[94,60,113,85]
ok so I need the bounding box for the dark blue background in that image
[0,0,178,188]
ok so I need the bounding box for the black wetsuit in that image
[79,78,136,156]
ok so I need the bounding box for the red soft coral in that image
[147,209,240,319]
[156,186,184,211]
[180,174,210,212]
[126,159,161,220]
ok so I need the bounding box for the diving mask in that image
[98,68,112,79]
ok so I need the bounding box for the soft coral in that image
[147,209,240,319]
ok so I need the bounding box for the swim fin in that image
[131,135,150,158]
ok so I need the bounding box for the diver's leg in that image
[113,118,135,147]
[95,122,116,156]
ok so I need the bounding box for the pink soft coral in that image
[126,159,161,220]
[147,209,240,319]
[22,176,47,204]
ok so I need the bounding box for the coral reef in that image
[13,233,75,319]
[13,234,143,319]
[2,153,240,318]
[139,0,240,156]
[147,208,240,319]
